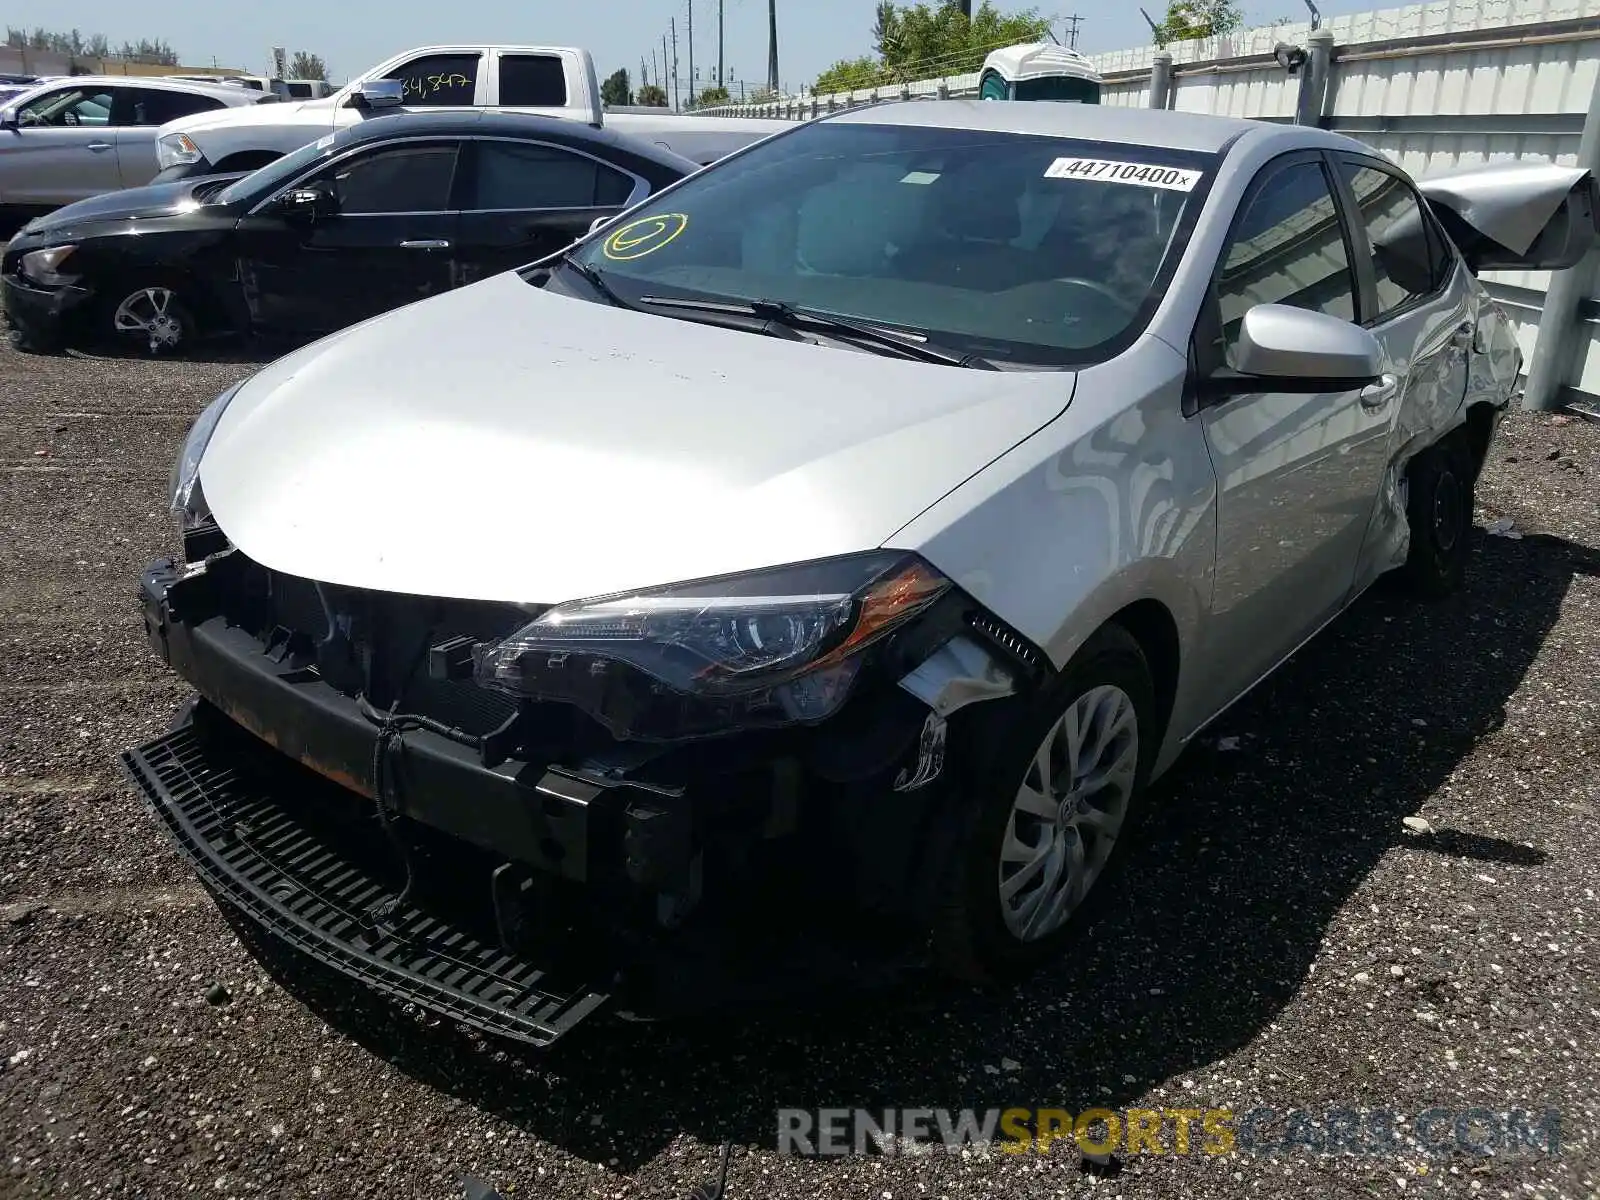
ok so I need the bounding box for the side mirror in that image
[1209,305,1383,397]
[348,78,404,110]
[0,112,18,131]
[275,182,339,223]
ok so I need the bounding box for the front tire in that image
[102,279,197,356]
[1399,431,1475,599]
[933,624,1157,984]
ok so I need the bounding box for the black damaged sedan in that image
[2,109,695,354]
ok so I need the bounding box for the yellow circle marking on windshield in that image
[603,213,688,261]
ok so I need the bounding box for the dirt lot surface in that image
[0,338,1596,1200]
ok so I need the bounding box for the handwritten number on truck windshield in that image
[401,72,474,101]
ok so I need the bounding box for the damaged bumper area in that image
[122,531,1032,1046]
[0,268,95,352]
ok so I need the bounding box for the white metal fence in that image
[698,0,1600,413]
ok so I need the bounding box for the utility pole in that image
[957,0,972,15]
[670,17,680,111]
[661,33,668,101]
[1063,15,1084,48]
[718,0,725,85]
[688,0,695,108]
[767,0,779,92]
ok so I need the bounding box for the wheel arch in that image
[1102,598,1181,751]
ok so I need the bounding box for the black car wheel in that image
[1399,431,1476,599]
[933,623,1157,984]
[103,280,196,356]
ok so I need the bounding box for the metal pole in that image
[767,0,779,92]
[670,18,679,111]
[1523,67,1600,411]
[718,0,725,85]
[1149,52,1172,109]
[688,0,695,108]
[1295,28,1333,126]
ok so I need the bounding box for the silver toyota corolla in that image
[124,102,1592,1046]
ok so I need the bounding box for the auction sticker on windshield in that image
[1044,157,1202,192]
[603,213,689,261]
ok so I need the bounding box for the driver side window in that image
[18,86,117,128]
[1214,158,1357,369]
[390,54,480,106]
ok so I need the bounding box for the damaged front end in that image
[122,515,1041,1047]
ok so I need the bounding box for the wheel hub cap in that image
[998,684,1139,943]
[113,288,183,350]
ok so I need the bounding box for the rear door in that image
[113,87,228,189]
[235,138,461,336]
[453,137,645,285]
[1330,155,1473,595]
[1,83,124,205]
[489,50,596,121]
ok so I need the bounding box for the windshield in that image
[214,136,339,206]
[562,120,1213,367]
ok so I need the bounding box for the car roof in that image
[7,74,264,104]
[331,109,701,173]
[825,99,1355,157]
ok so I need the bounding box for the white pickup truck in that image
[151,44,791,182]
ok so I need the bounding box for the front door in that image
[1,83,123,206]
[1194,153,1395,706]
[452,138,642,286]
[235,139,461,337]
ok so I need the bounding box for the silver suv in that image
[0,75,275,217]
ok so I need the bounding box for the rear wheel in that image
[933,624,1157,983]
[1399,432,1476,598]
[102,280,196,356]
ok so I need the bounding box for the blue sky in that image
[6,0,1389,90]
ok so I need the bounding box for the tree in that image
[694,83,730,107]
[636,83,669,107]
[114,38,179,65]
[814,2,1050,93]
[288,51,327,80]
[600,68,631,107]
[1152,0,1244,46]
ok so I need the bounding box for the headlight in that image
[476,552,951,740]
[20,245,78,286]
[157,132,202,169]
[170,382,245,529]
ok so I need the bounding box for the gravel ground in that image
[0,336,1597,1200]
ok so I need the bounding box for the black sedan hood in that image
[19,175,248,236]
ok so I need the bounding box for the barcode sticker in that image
[1044,157,1202,192]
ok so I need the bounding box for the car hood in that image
[164,95,332,137]
[18,176,245,236]
[201,272,1077,605]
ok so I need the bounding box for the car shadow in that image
[218,528,1597,1171]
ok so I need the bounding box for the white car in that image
[0,75,276,217]
[124,102,1590,1046]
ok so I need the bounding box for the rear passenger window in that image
[1214,158,1358,367]
[499,55,569,107]
[1337,160,1452,322]
[469,141,633,209]
[127,88,225,126]
[393,54,479,106]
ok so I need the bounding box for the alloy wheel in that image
[113,287,186,353]
[998,684,1139,942]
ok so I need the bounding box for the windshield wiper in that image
[559,253,637,311]
[637,295,996,369]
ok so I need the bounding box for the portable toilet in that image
[977,43,1102,103]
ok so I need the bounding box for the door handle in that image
[399,239,450,250]
[1360,373,1399,411]
[86,142,113,152]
